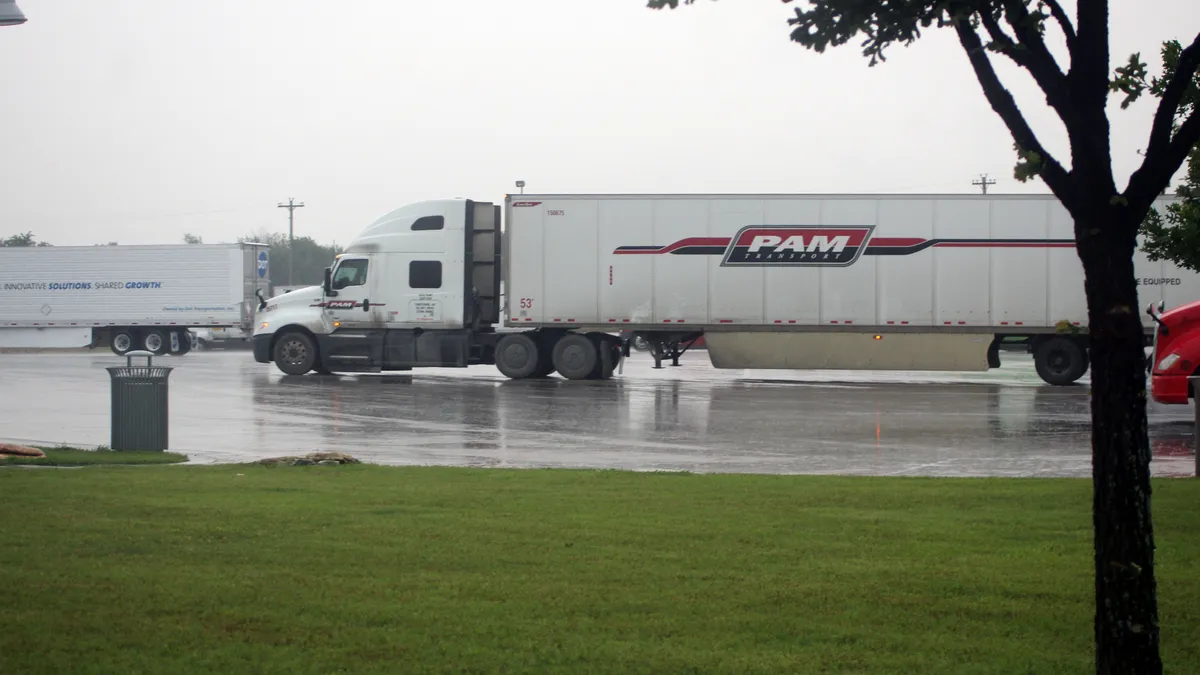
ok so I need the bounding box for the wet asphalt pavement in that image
[1,348,1195,477]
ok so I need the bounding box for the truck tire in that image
[143,329,169,356]
[552,333,598,380]
[273,331,317,375]
[495,333,541,379]
[169,329,192,356]
[111,330,135,356]
[1034,336,1088,385]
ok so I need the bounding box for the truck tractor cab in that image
[1147,299,1200,404]
[251,198,503,376]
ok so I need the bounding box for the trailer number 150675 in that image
[547,209,565,216]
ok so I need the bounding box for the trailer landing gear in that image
[645,333,702,369]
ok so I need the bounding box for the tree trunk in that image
[1076,205,1162,675]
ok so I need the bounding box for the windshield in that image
[331,258,368,289]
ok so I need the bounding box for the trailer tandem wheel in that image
[142,329,169,356]
[110,329,136,356]
[1034,336,1089,385]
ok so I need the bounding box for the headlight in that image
[1157,353,1180,371]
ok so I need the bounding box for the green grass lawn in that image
[1,465,1198,674]
[1,446,188,466]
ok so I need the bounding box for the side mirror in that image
[255,289,267,311]
[323,267,334,296]
[1158,300,1165,313]
[1146,302,1157,318]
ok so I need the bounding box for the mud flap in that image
[596,335,615,379]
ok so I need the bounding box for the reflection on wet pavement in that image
[0,350,1194,477]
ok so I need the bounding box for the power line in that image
[972,173,997,194]
[277,198,305,286]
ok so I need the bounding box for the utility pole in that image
[972,173,996,194]
[277,197,304,286]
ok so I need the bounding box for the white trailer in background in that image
[251,193,1198,385]
[0,242,271,355]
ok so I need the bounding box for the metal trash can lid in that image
[106,350,174,378]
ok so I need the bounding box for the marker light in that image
[873,335,882,340]
[259,322,269,330]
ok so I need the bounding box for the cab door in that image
[325,257,372,325]
[320,255,383,371]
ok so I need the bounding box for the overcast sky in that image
[1,0,1196,247]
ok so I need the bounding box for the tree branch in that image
[952,17,1074,203]
[1000,0,1067,80]
[1041,0,1076,49]
[1126,108,1200,216]
[978,7,1070,117]
[1142,32,1200,171]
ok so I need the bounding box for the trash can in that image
[107,350,173,451]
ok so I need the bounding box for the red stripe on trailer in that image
[1016,321,1024,325]
[719,319,732,324]
[567,319,576,323]
[676,320,685,323]
[774,320,782,324]
[958,321,966,325]
[935,242,1075,248]
[789,320,797,324]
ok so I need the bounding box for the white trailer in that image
[0,242,271,355]
[250,193,1197,385]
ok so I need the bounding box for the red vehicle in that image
[1148,300,1200,404]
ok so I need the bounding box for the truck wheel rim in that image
[113,334,131,352]
[145,334,163,352]
[504,343,530,368]
[282,340,307,365]
[1047,349,1069,373]
[561,344,589,370]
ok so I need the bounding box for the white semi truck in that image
[251,193,1198,385]
[0,242,271,355]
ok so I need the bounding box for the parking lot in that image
[1,348,1194,477]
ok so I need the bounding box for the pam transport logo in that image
[720,226,874,267]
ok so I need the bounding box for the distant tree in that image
[238,229,343,287]
[183,233,204,244]
[1141,145,1200,272]
[648,2,1200,673]
[2,231,52,247]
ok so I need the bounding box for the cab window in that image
[331,259,368,289]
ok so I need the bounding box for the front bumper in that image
[1150,373,1190,405]
[252,333,273,363]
